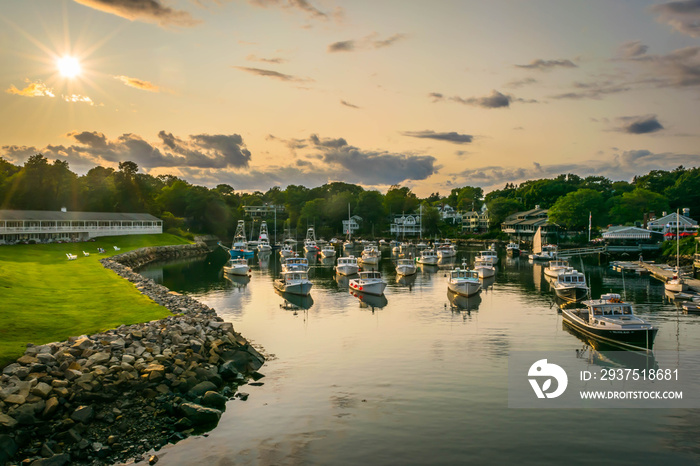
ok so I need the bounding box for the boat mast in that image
[677,208,681,277]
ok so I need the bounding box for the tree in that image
[608,188,670,225]
[665,168,700,219]
[447,186,483,211]
[355,190,386,235]
[548,189,606,230]
[384,185,418,214]
[420,203,441,235]
[486,198,523,229]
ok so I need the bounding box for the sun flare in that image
[56,56,81,78]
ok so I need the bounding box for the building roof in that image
[648,211,698,227]
[602,226,654,240]
[0,210,161,222]
[503,207,548,224]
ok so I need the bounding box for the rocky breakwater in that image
[0,250,264,466]
[110,243,211,270]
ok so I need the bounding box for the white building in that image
[0,210,163,245]
[462,204,489,233]
[390,214,421,236]
[342,215,362,236]
[242,204,284,218]
[646,208,698,240]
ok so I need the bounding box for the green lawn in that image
[0,234,192,368]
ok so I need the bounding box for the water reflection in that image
[223,274,250,289]
[396,273,417,289]
[275,288,314,310]
[447,289,481,312]
[349,290,388,310]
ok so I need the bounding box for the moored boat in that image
[447,264,481,297]
[320,244,336,258]
[474,263,495,278]
[257,221,272,252]
[475,249,498,266]
[359,245,380,265]
[417,248,438,265]
[528,226,557,261]
[552,269,588,302]
[223,257,250,276]
[281,255,309,272]
[279,243,295,258]
[304,227,320,254]
[395,258,417,276]
[229,220,255,258]
[274,270,313,296]
[436,240,457,259]
[349,270,387,296]
[336,256,359,276]
[506,242,520,257]
[561,293,658,350]
[544,259,570,279]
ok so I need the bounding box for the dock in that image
[636,261,700,293]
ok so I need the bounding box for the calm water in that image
[138,246,700,466]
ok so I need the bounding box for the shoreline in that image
[0,244,264,466]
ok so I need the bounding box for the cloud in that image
[245,54,287,64]
[614,115,664,134]
[5,80,55,98]
[549,81,631,99]
[340,100,360,109]
[504,77,538,88]
[233,66,311,82]
[114,75,161,92]
[515,58,577,71]
[617,40,649,58]
[401,131,473,144]
[73,0,200,28]
[428,92,444,102]
[1,145,39,160]
[63,94,95,105]
[449,90,512,108]
[627,46,700,87]
[248,0,332,21]
[328,33,407,53]
[651,0,700,37]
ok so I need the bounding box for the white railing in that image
[0,225,162,234]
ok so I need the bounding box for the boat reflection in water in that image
[396,272,417,289]
[564,325,659,370]
[447,289,482,312]
[275,288,314,311]
[223,273,250,289]
[480,274,496,291]
[319,256,336,267]
[350,289,388,310]
[334,272,357,290]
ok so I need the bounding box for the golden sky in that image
[1,0,699,195]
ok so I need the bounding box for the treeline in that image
[0,155,698,239]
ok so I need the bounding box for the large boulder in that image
[178,402,222,425]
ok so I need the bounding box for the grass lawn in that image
[0,234,192,368]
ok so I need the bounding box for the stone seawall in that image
[0,244,264,466]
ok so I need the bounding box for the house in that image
[342,215,362,236]
[462,204,489,233]
[501,205,555,242]
[438,204,462,224]
[602,225,662,253]
[242,204,284,218]
[390,214,421,236]
[646,208,698,240]
[0,209,162,245]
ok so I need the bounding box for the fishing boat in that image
[561,293,658,350]
[336,256,359,276]
[474,262,495,278]
[474,249,498,266]
[528,227,557,261]
[228,220,254,258]
[279,243,295,258]
[552,269,588,303]
[395,258,417,276]
[320,244,336,258]
[257,221,272,252]
[447,264,481,297]
[436,240,457,259]
[304,227,320,254]
[544,259,570,279]
[506,242,520,257]
[665,209,688,293]
[359,245,380,265]
[281,255,309,272]
[349,270,387,295]
[223,257,250,276]
[417,248,439,265]
[274,270,313,296]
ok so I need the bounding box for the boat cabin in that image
[359,271,382,280]
[450,269,479,281]
[338,256,358,265]
[281,271,309,282]
[284,257,309,269]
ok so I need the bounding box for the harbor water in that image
[137,246,700,465]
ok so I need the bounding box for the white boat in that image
[447,264,481,297]
[336,256,359,276]
[400,242,414,254]
[474,249,498,266]
[506,242,520,257]
[474,263,495,278]
[304,227,320,254]
[360,245,380,265]
[665,209,688,293]
[257,221,272,252]
[349,270,387,296]
[561,293,658,350]
[279,244,295,258]
[416,241,428,250]
[281,255,309,272]
[320,245,336,258]
[229,220,254,259]
[436,240,457,259]
[528,227,557,261]
[223,258,250,276]
[395,258,417,276]
[417,248,439,265]
[274,270,313,296]
[552,269,588,303]
[544,259,570,279]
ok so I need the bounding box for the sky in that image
[1,0,700,196]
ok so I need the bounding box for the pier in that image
[637,261,700,293]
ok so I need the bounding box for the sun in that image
[56,56,81,78]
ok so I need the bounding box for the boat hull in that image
[336,264,359,276]
[417,257,438,265]
[223,265,249,276]
[273,280,312,296]
[506,248,520,257]
[396,265,417,276]
[554,285,588,303]
[349,280,386,295]
[229,249,254,259]
[665,280,688,293]
[475,266,495,278]
[561,310,658,350]
[448,281,481,297]
[359,256,379,265]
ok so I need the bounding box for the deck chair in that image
[66,253,77,260]
[83,251,90,256]
[113,246,120,251]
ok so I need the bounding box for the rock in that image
[178,402,222,425]
[2,363,22,376]
[31,382,53,398]
[188,381,217,398]
[149,454,159,465]
[43,397,60,418]
[122,354,136,365]
[218,360,241,381]
[4,394,26,405]
[71,337,93,350]
[17,354,39,365]
[0,434,18,464]
[71,405,95,424]
[36,353,57,365]
[201,391,227,410]
[236,392,249,401]
[88,352,111,365]
[173,417,192,431]
[30,453,71,466]
[0,413,18,429]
